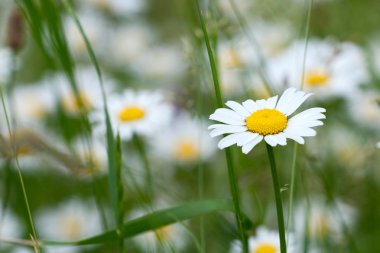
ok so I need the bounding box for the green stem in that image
[300,0,313,90]
[286,143,298,231]
[195,1,248,252]
[266,144,286,253]
[133,134,153,200]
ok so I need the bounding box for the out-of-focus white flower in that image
[248,20,295,58]
[109,23,155,66]
[36,198,102,253]
[131,46,186,81]
[11,84,55,125]
[131,206,189,252]
[209,88,325,154]
[376,141,380,149]
[64,11,108,56]
[0,206,22,238]
[0,48,12,85]
[91,89,173,140]
[294,198,356,240]
[266,39,369,98]
[73,137,107,176]
[229,226,298,253]
[151,113,216,164]
[347,91,380,129]
[85,0,146,16]
[48,68,115,114]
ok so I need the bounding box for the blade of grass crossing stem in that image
[43,199,234,246]
[62,0,122,232]
[0,52,40,252]
[266,144,287,253]
[195,1,248,252]
[287,0,313,234]
[115,133,125,250]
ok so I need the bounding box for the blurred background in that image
[1,0,380,252]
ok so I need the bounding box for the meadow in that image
[0,0,380,252]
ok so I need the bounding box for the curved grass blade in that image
[43,199,234,246]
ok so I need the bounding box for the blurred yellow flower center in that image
[305,70,330,86]
[63,92,92,112]
[254,244,277,253]
[60,216,82,240]
[174,140,199,162]
[246,109,287,135]
[118,106,145,122]
[155,225,172,242]
[224,48,242,68]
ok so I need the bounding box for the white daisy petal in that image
[242,99,258,113]
[210,125,247,137]
[288,120,324,128]
[265,95,278,109]
[290,107,326,121]
[285,127,317,137]
[256,99,267,110]
[236,132,259,146]
[211,108,244,121]
[284,92,313,116]
[209,111,245,126]
[218,133,241,149]
[242,135,263,154]
[283,131,305,144]
[264,135,278,147]
[225,101,250,117]
[276,88,297,113]
[276,132,287,146]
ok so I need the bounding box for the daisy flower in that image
[0,48,13,85]
[50,68,115,114]
[91,89,173,140]
[209,88,325,154]
[151,113,216,164]
[36,198,102,253]
[294,198,356,241]
[266,39,368,99]
[229,226,298,253]
[11,83,55,125]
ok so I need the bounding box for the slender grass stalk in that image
[266,144,286,253]
[300,0,314,90]
[228,0,274,96]
[287,0,314,234]
[133,134,153,200]
[0,52,40,253]
[195,1,248,252]
[286,143,298,231]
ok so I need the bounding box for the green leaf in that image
[43,199,234,246]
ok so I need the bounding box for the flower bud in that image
[6,8,25,52]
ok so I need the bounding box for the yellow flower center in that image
[154,225,172,243]
[224,48,242,68]
[305,70,330,87]
[118,106,145,122]
[254,244,277,253]
[174,140,199,162]
[246,109,287,136]
[62,91,92,112]
[60,216,82,240]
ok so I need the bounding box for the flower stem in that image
[195,1,248,251]
[266,144,287,253]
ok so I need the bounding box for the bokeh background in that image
[1,0,380,252]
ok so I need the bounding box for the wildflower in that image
[11,83,55,125]
[294,198,356,241]
[151,113,216,164]
[91,89,173,140]
[36,198,102,253]
[377,142,380,149]
[209,88,325,154]
[266,39,368,98]
[230,226,298,253]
